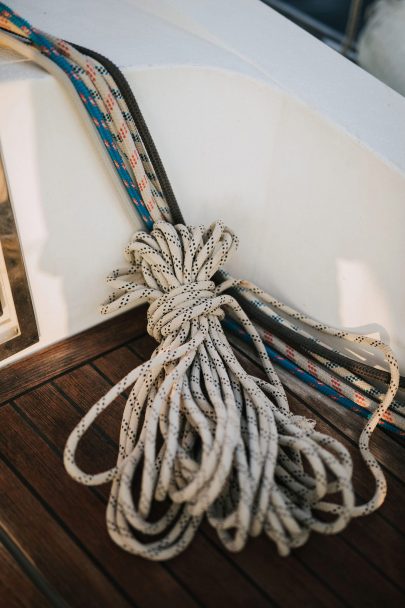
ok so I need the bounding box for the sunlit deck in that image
[0,306,403,607]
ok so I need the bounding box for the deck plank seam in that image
[0,331,149,408]
[10,394,204,608]
[0,449,140,608]
[339,530,405,594]
[127,341,153,361]
[11,396,109,512]
[292,553,350,608]
[199,530,280,607]
[89,360,134,400]
[50,380,123,454]
[0,525,69,608]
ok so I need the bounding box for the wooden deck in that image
[1,306,404,607]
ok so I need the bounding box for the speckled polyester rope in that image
[224,318,404,433]
[63,220,398,559]
[0,4,401,560]
[65,221,368,559]
[223,280,405,429]
[0,11,169,228]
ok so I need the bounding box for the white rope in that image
[251,322,405,431]
[222,277,400,516]
[231,276,405,415]
[63,220,397,560]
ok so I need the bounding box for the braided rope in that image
[232,279,405,415]
[65,221,361,559]
[309,350,405,413]
[219,277,399,516]
[61,220,398,559]
[1,10,403,426]
[256,327,404,433]
[224,317,403,435]
[0,3,402,561]
[50,35,172,222]
[0,10,164,228]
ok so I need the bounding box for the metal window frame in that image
[0,149,38,361]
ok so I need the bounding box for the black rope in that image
[72,42,405,389]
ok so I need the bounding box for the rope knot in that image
[101,220,238,343]
[147,280,224,342]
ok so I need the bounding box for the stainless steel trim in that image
[0,150,38,361]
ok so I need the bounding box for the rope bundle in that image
[66,220,362,560]
[0,2,402,562]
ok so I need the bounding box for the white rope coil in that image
[64,220,371,561]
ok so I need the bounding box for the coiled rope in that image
[66,220,360,559]
[0,3,401,560]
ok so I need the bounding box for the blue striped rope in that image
[223,317,403,436]
[0,3,153,229]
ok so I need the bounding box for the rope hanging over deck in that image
[65,220,359,559]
